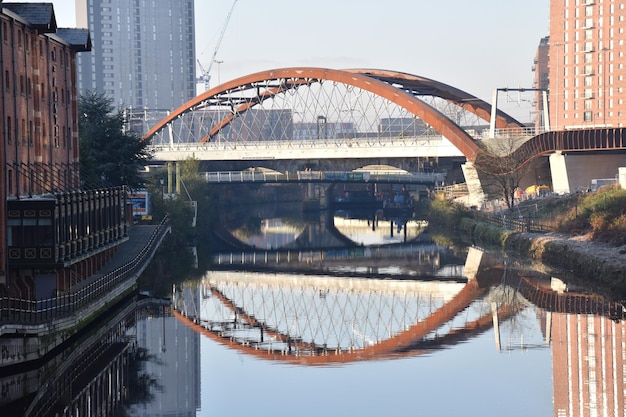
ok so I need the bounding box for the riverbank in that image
[0,224,170,368]
[457,217,626,296]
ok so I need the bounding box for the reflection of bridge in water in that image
[174,248,522,365]
[211,243,464,280]
[174,247,626,365]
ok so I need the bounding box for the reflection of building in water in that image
[551,311,626,416]
[517,277,626,417]
[130,313,201,417]
[0,298,140,415]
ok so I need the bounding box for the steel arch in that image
[143,67,490,161]
[345,68,524,130]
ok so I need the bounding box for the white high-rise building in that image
[76,0,196,131]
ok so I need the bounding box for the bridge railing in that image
[204,170,445,184]
[490,126,545,138]
[148,134,449,150]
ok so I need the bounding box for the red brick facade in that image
[547,0,626,130]
[1,4,128,300]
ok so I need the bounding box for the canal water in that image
[3,202,625,417]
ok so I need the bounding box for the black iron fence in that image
[0,218,170,325]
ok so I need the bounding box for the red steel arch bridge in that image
[141,67,626,198]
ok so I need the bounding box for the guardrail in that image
[472,211,552,233]
[204,170,445,184]
[0,217,170,325]
[149,134,449,150]
[490,126,544,138]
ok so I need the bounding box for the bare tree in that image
[474,136,532,209]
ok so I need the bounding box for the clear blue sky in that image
[32,0,549,122]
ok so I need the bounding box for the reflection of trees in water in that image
[113,347,163,417]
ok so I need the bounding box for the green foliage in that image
[556,187,626,245]
[79,91,152,190]
[415,195,470,229]
[139,159,219,297]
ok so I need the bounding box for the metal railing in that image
[149,134,449,151]
[489,126,544,138]
[472,211,551,233]
[0,218,170,325]
[204,170,445,184]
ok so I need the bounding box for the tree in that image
[474,137,532,209]
[78,91,152,190]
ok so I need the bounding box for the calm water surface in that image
[4,206,624,417]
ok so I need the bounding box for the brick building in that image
[543,0,626,130]
[1,3,128,302]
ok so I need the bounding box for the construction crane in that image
[197,0,238,92]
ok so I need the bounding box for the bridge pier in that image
[303,183,331,211]
[549,152,624,194]
[461,162,486,208]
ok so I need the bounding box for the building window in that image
[7,116,12,144]
[583,111,593,121]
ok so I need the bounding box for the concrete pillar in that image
[167,162,173,195]
[619,167,626,189]
[461,161,486,208]
[176,162,181,195]
[550,153,624,194]
[549,151,571,194]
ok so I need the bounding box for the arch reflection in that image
[173,248,531,365]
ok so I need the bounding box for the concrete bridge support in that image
[549,152,625,194]
[303,183,331,210]
[461,162,486,208]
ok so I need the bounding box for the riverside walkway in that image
[0,221,171,367]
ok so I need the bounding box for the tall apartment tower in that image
[547,0,626,130]
[75,0,196,132]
